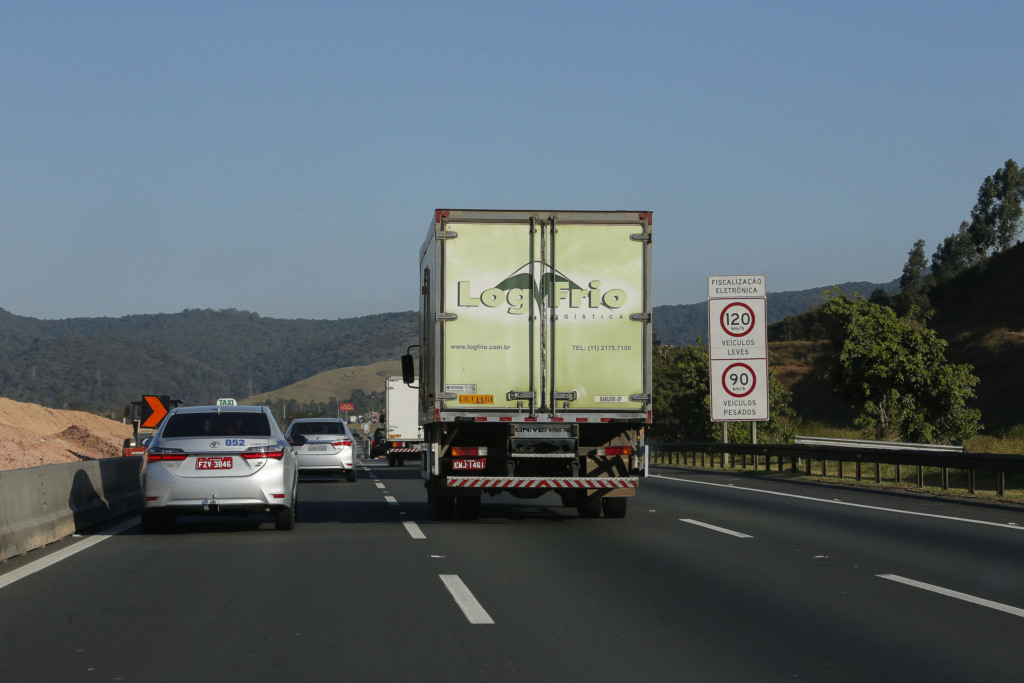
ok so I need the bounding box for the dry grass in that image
[244,359,401,404]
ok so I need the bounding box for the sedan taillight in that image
[146,448,187,462]
[332,440,352,448]
[243,447,285,460]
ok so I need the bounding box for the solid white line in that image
[384,495,398,505]
[440,574,495,624]
[403,521,426,539]
[651,474,1024,530]
[0,517,138,591]
[680,518,753,538]
[878,574,1024,618]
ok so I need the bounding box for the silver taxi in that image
[140,402,298,532]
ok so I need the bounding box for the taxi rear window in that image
[162,412,272,438]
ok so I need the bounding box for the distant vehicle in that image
[285,418,357,482]
[351,432,368,459]
[140,400,298,532]
[370,427,388,458]
[384,375,424,467]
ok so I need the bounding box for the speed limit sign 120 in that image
[710,358,769,421]
[708,297,766,360]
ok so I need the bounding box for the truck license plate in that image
[452,458,486,470]
[196,456,233,470]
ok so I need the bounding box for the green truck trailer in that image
[404,209,653,519]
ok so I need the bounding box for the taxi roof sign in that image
[216,398,237,412]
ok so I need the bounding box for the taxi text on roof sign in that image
[216,398,237,406]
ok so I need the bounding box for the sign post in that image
[707,275,769,426]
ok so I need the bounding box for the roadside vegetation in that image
[651,159,1024,501]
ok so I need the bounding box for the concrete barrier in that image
[0,456,142,562]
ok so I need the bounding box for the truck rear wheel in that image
[576,492,602,518]
[602,496,628,518]
[430,490,457,520]
[456,495,481,521]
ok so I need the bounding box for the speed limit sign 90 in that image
[721,362,756,397]
[710,358,768,421]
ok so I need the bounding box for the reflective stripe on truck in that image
[446,476,639,489]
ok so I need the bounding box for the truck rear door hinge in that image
[630,233,652,243]
[437,231,458,240]
[507,390,535,400]
[630,394,651,403]
[436,313,458,321]
[629,313,651,322]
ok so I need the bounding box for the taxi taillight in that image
[146,448,186,462]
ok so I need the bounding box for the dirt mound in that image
[0,397,133,471]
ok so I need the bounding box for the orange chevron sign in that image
[140,395,170,429]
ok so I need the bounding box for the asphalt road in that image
[2,462,1024,682]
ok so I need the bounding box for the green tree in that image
[969,159,1024,254]
[821,289,981,444]
[896,239,931,315]
[652,343,713,443]
[931,221,979,283]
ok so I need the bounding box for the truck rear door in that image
[437,211,651,415]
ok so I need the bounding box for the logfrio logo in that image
[457,261,627,315]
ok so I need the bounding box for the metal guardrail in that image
[793,435,966,453]
[649,440,1024,497]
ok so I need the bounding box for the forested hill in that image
[0,280,895,414]
[0,308,417,412]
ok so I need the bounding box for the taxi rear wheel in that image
[141,509,174,534]
[275,500,296,530]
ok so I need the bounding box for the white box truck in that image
[384,375,423,467]
[403,209,652,519]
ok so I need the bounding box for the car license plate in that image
[307,444,330,452]
[452,458,486,471]
[196,456,233,470]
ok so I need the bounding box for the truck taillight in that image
[146,448,186,462]
[451,447,488,457]
[603,446,634,456]
[243,447,285,460]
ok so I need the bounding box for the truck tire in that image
[456,495,481,521]
[576,492,602,518]
[602,496,628,518]
[430,491,457,520]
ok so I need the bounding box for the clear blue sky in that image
[2,1,1021,320]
